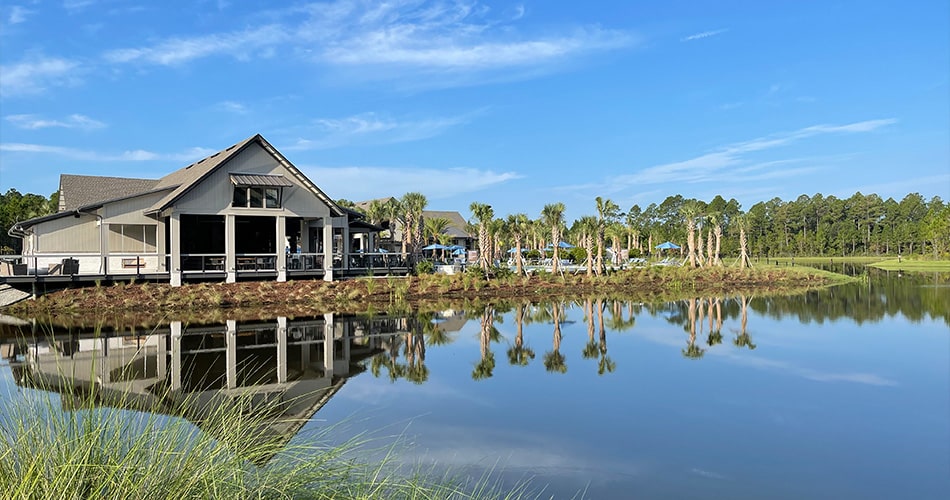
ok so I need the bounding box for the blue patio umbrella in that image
[655,241,681,250]
[421,243,448,251]
[545,241,575,249]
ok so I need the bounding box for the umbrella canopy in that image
[452,248,465,255]
[421,243,448,251]
[655,241,681,250]
[545,241,575,249]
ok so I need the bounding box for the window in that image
[232,186,282,208]
[109,224,157,253]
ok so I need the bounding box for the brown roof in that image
[423,210,472,238]
[59,174,159,211]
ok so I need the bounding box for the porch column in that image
[323,218,333,282]
[225,214,236,283]
[170,321,182,391]
[226,320,237,389]
[99,217,108,275]
[170,213,182,286]
[277,317,287,383]
[276,215,287,282]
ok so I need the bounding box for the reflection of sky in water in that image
[314,295,950,499]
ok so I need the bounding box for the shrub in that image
[415,260,435,275]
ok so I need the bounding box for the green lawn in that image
[868,259,950,272]
[765,255,950,272]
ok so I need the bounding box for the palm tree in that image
[606,222,626,266]
[506,213,530,276]
[400,192,427,256]
[488,217,505,266]
[736,214,753,268]
[595,197,620,275]
[423,216,451,260]
[573,216,598,276]
[469,202,494,271]
[541,202,566,274]
[680,200,703,268]
[507,303,535,366]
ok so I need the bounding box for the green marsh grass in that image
[0,355,535,500]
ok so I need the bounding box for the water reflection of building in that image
[2,314,411,461]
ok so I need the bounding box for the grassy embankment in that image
[0,378,531,500]
[767,255,950,272]
[4,264,856,328]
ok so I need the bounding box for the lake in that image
[1,267,948,499]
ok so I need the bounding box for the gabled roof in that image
[59,174,159,212]
[10,134,345,234]
[143,134,345,216]
[423,210,473,238]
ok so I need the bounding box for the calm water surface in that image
[1,268,947,499]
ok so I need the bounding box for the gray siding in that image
[36,215,100,253]
[175,143,331,218]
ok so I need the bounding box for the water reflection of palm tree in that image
[733,295,757,350]
[582,299,599,360]
[543,302,568,374]
[596,299,616,375]
[472,305,497,380]
[682,298,706,359]
[371,333,408,381]
[507,303,535,367]
[405,318,428,384]
[607,300,636,332]
[706,298,723,346]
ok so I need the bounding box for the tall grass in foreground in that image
[0,378,533,499]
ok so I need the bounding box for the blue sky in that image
[1,0,947,221]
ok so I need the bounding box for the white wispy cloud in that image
[215,101,248,114]
[0,142,215,162]
[284,111,471,150]
[681,28,728,42]
[302,164,521,200]
[102,0,634,76]
[0,57,81,97]
[6,113,106,130]
[62,0,96,11]
[104,24,288,65]
[7,5,33,24]
[609,118,897,188]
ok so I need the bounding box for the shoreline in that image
[2,265,854,328]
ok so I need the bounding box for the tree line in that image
[3,187,947,261]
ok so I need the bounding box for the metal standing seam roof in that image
[230,173,294,187]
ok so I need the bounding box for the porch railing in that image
[181,253,226,273]
[286,252,324,272]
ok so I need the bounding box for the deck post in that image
[276,216,287,282]
[225,214,236,283]
[323,218,333,282]
[170,213,182,287]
